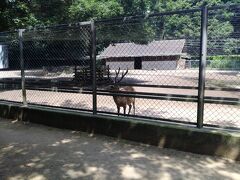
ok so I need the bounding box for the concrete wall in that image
[106,60,177,70]
[106,61,134,70]
[142,61,176,70]
[104,56,181,70]
[0,102,239,161]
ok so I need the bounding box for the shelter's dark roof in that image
[99,39,186,58]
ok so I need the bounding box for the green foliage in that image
[0,0,238,55]
[208,55,240,69]
[31,0,72,25]
[0,1,39,31]
[119,0,150,15]
[163,13,201,38]
[223,39,240,54]
[149,0,235,39]
[68,0,123,21]
[208,55,240,61]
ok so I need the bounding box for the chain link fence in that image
[203,5,240,128]
[0,4,239,129]
[95,9,201,125]
[0,31,22,103]
[22,23,93,111]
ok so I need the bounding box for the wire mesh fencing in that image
[203,5,240,128]
[0,31,22,103]
[0,23,94,111]
[95,8,201,124]
[22,23,93,110]
[0,4,239,129]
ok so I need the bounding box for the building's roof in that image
[99,39,186,58]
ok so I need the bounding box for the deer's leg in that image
[133,99,135,115]
[123,106,126,116]
[128,104,132,115]
[117,106,120,116]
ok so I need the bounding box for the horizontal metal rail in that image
[97,91,239,105]
[101,82,240,92]
[0,79,239,92]
[24,21,92,32]
[99,89,240,102]
[204,87,240,92]
[96,3,240,24]
[96,8,202,24]
[25,86,196,102]
[97,89,198,98]
[0,30,18,35]
[0,100,23,105]
[208,3,240,10]
[26,103,93,113]
[26,86,93,94]
[203,123,240,131]
[9,86,237,105]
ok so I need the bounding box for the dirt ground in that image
[0,118,240,180]
[0,89,239,128]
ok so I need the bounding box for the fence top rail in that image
[95,3,240,24]
[95,8,202,24]
[0,21,92,35]
[0,30,18,36]
[23,21,92,32]
[208,3,240,10]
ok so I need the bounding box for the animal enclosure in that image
[0,4,239,129]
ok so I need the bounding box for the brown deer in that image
[109,68,135,116]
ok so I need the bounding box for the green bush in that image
[208,55,240,70]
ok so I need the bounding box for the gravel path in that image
[0,118,240,180]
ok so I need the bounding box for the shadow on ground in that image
[0,119,240,180]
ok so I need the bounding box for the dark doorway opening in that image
[134,57,142,69]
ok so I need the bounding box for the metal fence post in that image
[197,5,208,128]
[18,29,27,106]
[91,20,97,114]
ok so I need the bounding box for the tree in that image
[147,0,235,39]
[118,0,150,15]
[31,0,73,25]
[68,0,123,21]
[0,1,39,31]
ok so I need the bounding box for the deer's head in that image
[108,67,128,91]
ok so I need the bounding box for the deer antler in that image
[116,68,128,83]
[114,67,121,83]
